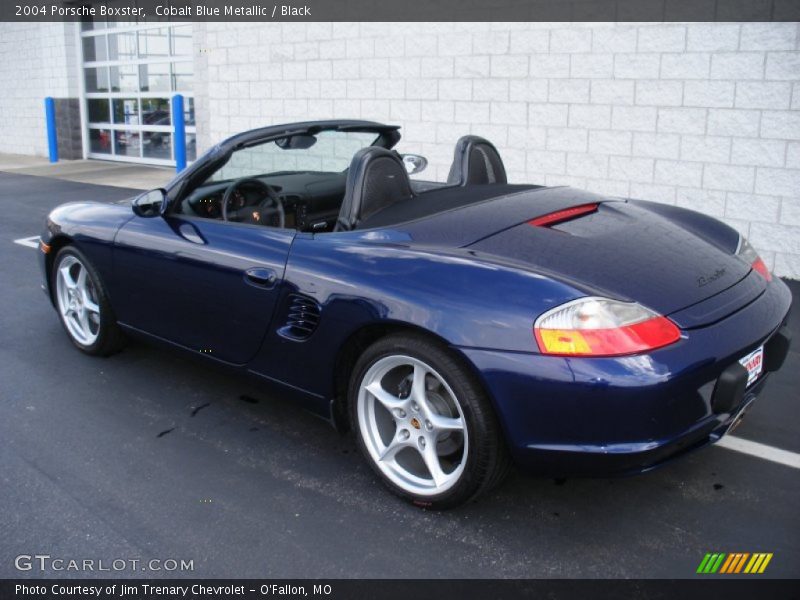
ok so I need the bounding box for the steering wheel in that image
[221,177,285,228]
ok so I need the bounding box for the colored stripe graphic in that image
[701,552,773,574]
[758,554,773,573]
[704,554,719,573]
[744,554,760,573]
[697,554,712,573]
[711,554,726,573]
[698,553,727,573]
[719,554,736,573]
[734,553,750,573]
[745,553,774,574]
[720,553,738,573]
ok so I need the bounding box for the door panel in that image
[113,215,294,365]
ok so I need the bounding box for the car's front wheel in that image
[350,333,510,509]
[52,246,126,356]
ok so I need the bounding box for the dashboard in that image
[182,171,348,231]
[191,188,247,220]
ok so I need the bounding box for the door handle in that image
[245,267,277,289]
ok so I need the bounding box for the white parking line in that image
[13,236,39,249]
[718,435,800,470]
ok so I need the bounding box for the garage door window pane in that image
[141,98,171,125]
[82,35,107,62]
[172,62,193,92]
[186,134,197,161]
[110,65,138,92]
[139,28,169,58]
[115,131,141,158]
[84,67,110,92]
[89,129,111,154]
[81,20,105,32]
[143,132,172,160]
[113,98,139,125]
[87,98,110,123]
[184,97,195,126]
[108,31,137,61]
[139,63,170,92]
[171,26,192,56]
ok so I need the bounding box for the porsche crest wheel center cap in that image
[410,417,421,430]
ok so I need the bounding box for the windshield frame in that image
[167,122,401,211]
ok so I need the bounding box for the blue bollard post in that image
[172,94,186,173]
[44,97,58,163]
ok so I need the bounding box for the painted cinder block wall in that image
[193,22,800,278]
[0,23,79,157]
[0,22,797,277]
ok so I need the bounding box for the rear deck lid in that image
[467,199,753,319]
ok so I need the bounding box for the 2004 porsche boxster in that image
[40,120,792,508]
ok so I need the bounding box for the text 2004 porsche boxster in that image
[40,120,792,508]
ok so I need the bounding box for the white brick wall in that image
[192,21,800,278]
[0,23,79,157]
[3,22,798,278]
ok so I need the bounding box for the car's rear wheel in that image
[52,246,125,356]
[350,333,510,509]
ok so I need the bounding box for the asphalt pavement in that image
[1,171,798,579]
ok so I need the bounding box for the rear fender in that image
[248,236,588,404]
[629,199,740,254]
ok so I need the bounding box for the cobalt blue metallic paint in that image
[461,279,790,474]
[112,215,294,365]
[39,120,793,478]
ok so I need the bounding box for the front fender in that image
[41,201,135,303]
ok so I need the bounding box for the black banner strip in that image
[3,0,800,22]
[3,579,800,600]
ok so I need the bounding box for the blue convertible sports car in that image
[40,120,792,508]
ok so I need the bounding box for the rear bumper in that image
[458,278,792,476]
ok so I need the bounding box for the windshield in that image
[207,130,379,183]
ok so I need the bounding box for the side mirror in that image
[132,188,168,218]
[401,154,428,175]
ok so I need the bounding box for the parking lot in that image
[1,169,798,579]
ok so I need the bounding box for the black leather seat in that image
[335,147,414,231]
[446,135,507,186]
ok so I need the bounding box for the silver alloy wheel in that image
[55,255,101,346]
[357,355,468,496]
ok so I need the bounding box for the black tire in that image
[349,332,511,509]
[51,245,126,357]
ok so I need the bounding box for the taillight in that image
[534,297,681,357]
[736,236,772,282]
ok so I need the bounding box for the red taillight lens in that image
[528,203,599,228]
[751,257,772,282]
[737,236,772,282]
[534,297,681,357]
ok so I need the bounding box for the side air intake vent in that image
[279,294,321,340]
